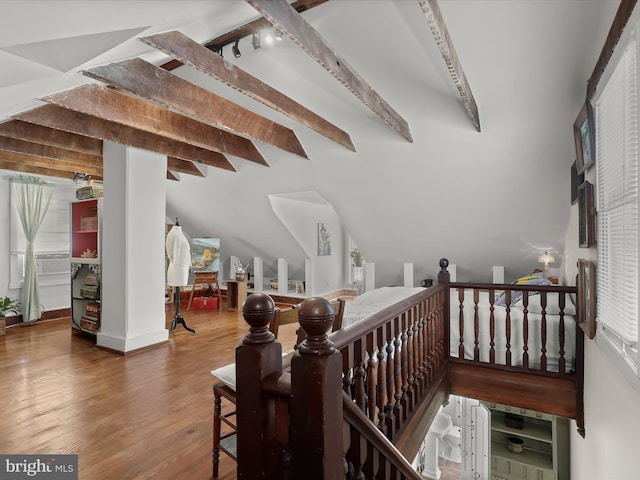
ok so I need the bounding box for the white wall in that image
[269,191,345,295]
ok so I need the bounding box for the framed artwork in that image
[570,160,578,205]
[317,223,331,256]
[573,102,596,174]
[578,181,596,248]
[190,237,220,272]
[577,259,596,339]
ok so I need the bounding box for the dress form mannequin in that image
[166,219,195,333]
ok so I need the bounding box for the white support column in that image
[364,262,375,292]
[492,266,504,284]
[404,262,414,288]
[278,258,288,294]
[304,259,312,296]
[253,257,263,291]
[97,142,168,353]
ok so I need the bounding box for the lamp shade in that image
[538,252,555,265]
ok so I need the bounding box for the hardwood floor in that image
[0,302,299,480]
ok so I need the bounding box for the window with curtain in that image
[9,180,76,289]
[595,34,640,374]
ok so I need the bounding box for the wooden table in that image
[226,280,247,311]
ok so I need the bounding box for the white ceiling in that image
[0,0,621,285]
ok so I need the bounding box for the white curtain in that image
[12,175,55,323]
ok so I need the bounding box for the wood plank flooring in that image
[0,302,299,480]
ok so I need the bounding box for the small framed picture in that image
[317,222,331,256]
[574,102,596,174]
[577,259,596,339]
[571,161,578,205]
[578,181,596,248]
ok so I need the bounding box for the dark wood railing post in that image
[438,258,450,362]
[291,297,344,479]
[236,293,282,480]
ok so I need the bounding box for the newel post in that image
[438,258,451,363]
[291,298,344,479]
[236,293,282,479]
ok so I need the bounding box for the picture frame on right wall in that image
[577,259,596,339]
[574,101,596,174]
[578,181,596,248]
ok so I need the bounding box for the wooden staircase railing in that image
[232,259,584,478]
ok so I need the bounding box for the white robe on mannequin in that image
[166,225,191,287]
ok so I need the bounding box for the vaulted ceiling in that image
[0,0,621,284]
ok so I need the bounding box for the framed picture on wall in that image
[574,101,596,174]
[571,160,578,205]
[577,259,596,339]
[578,181,596,248]
[317,223,331,256]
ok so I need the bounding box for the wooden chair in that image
[268,305,300,338]
[212,381,237,478]
[187,270,221,310]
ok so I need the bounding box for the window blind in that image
[596,37,639,366]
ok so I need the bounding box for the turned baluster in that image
[458,288,465,359]
[489,288,496,364]
[366,333,378,423]
[522,293,530,368]
[400,312,411,416]
[473,288,480,362]
[354,338,366,412]
[505,290,512,366]
[405,310,416,410]
[539,291,548,371]
[558,292,567,374]
[385,321,396,435]
[393,316,404,429]
[376,326,388,434]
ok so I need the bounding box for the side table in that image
[226,280,247,311]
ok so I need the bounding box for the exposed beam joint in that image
[167,157,205,177]
[41,84,267,166]
[14,104,235,172]
[245,0,412,142]
[83,58,308,158]
[144,31,355,151]
[418,0,481,132]
[0,119,102,155]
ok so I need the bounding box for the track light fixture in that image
[232,40,241,58]
[275,29,283,41]
[252,32,261,49]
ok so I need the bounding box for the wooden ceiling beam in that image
[42,84,268,166]
[14,104,235,172]
[418,0,481,132]
[245,0,412,142]
[205,0,329,50]
[142,31,355,151]
[0,119,102,155]
[167,157,205,176]
[0,150,103,178]
[0,135,102,169]
[83,58,308,158]
[0,158,94,181]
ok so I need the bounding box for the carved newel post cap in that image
[439,258,449,271]
[242,293,276,345]
[298,297,335,356]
